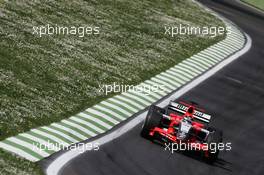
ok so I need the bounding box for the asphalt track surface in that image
[55,1,264,175]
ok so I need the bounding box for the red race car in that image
[141,101,223,163]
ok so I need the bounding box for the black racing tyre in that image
[205,129,223,163]
[141,105,165,139]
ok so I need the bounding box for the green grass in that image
[242,0,264,10]
[0,149,43,175]
[0,0,225,174]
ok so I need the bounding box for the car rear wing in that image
[168,101,211,123]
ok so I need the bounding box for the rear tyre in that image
[205,129,223,163]
[141,105,165,139]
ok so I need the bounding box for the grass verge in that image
[0,0,225,174]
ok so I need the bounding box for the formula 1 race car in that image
[141,101,223,163]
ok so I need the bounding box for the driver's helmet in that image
[184,106,194,118]
[187,106,194,114]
